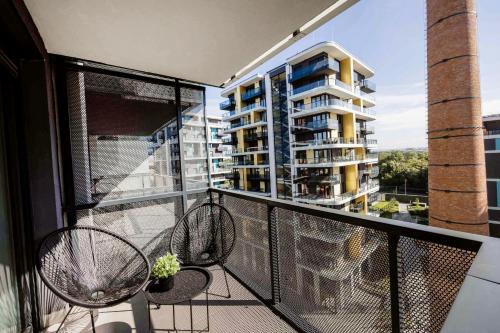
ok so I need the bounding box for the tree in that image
[378,151,428,190]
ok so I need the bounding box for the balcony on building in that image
[359,79,376,93]
[292,137,357,150]
[289,55,340,83]
[247,170,271,181]
[231,145,269,155]
[220,98,236,111]
[294,173,342,185]
[290,98,376,121]
[291,119,339,134]
[290,77,355,101]
[225,171,240,180]
[223,100,267,121]
[241,85,265,102]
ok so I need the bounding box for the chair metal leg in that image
[206,290,210,331]
[90,310,96,333]
[172,304,176,330]
[189,299,193,333]
[55,305,74,333]
[221,263,231,298]
[147,301,151,333]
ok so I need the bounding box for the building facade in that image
[207,115,232,188]
[221,41,379,213]
[484,114,500,236]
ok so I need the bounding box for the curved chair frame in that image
[36,225,151,332]
[169,202,236,297]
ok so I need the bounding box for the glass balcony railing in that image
[247,172,271,181]
[293,137,356,148]
[289,58,340,82]
[230,116,267,129]
[241,86,264,101]
[295,154,363,165]
[244,131,267,141]
[361,90,376,103]
[232,146,269,154]
[358,138,378,145]
[359,79,376,93]
[220,98,235,110]
[292,119,339,133]
[292,98,359,114]
[241,100,266,112]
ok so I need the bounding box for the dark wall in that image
[486,154,500,179]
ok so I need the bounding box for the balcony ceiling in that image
[24,0,357,87]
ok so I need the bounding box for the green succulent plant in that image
[151,253,180,279]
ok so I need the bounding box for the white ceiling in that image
[25,0,357,87]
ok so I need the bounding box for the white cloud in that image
[483,98,500,116]
[373,84,427,150]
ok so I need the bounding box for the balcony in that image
[295,154,363,167]
[291,119,339,134]
[232,146,269,154]
[26,186,500,333]
[241,100,266,112]
[247,171,270,181]
[361,125,375,135]
[293,137,357,150]
[226,116,267,132]
[241,86,264,102]
[220,98,236,110]
[290,98,376,121]
[291,78,353,99]
[295,174,342,185]
[289,57,340,83]
[244,131,268,141]
[359,79,376,93]
[226,171,240,180]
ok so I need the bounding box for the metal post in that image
[388,233,401,333]
[175,80,188,212]
[267,205,281,305]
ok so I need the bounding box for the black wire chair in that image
[170,202,236,298]
[36,225,151,332]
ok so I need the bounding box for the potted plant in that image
[151,253,180,291]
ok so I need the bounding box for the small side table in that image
[144,266,212,332]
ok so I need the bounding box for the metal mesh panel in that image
[275,207,391,333]
[67,70,181,205]
[75,196,183,264]
[397,237,476,332]
[186,191,212,211]
[221,195,272,299]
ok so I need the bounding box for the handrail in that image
[209,187,484,250]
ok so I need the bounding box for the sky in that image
[206,0,500,150]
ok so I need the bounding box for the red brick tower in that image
[426,0,488,235]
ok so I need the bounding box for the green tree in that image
[378,151,428,189]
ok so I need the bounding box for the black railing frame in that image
[209,187,495,333]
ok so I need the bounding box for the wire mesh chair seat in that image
[170,202,236,297]
[36,225,151,332]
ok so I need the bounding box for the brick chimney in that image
[426,0,488,235]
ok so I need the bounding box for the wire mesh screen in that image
[75,196,183,264]
[397,237,476,332]
[275,207,391,333]
[66,70,181,205]
[221,195,272,299]
[186,191,213,211]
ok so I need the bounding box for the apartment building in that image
[221,41,379,213]
[207,115,232,188]
[221,75,271,195]
[484,114,500,236]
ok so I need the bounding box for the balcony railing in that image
[220,98,236,110]
[232,146,269,154]
[358,138,378,145]
[230,116,267,129]
[295,174,342,185]
[209,187,484,333]
[43,186,500,333]
[241,100,266,112]
[293,137,356,148]
[359,79,376,93]
[247,172,271,181]
[289,57,340,82]
[361,90,376,103]
[291,78,352,96]
[291,98,376,118]
[292,119,339,133]
[241,86,264,101]
[244,131,268,141]
[295,154,362,165]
